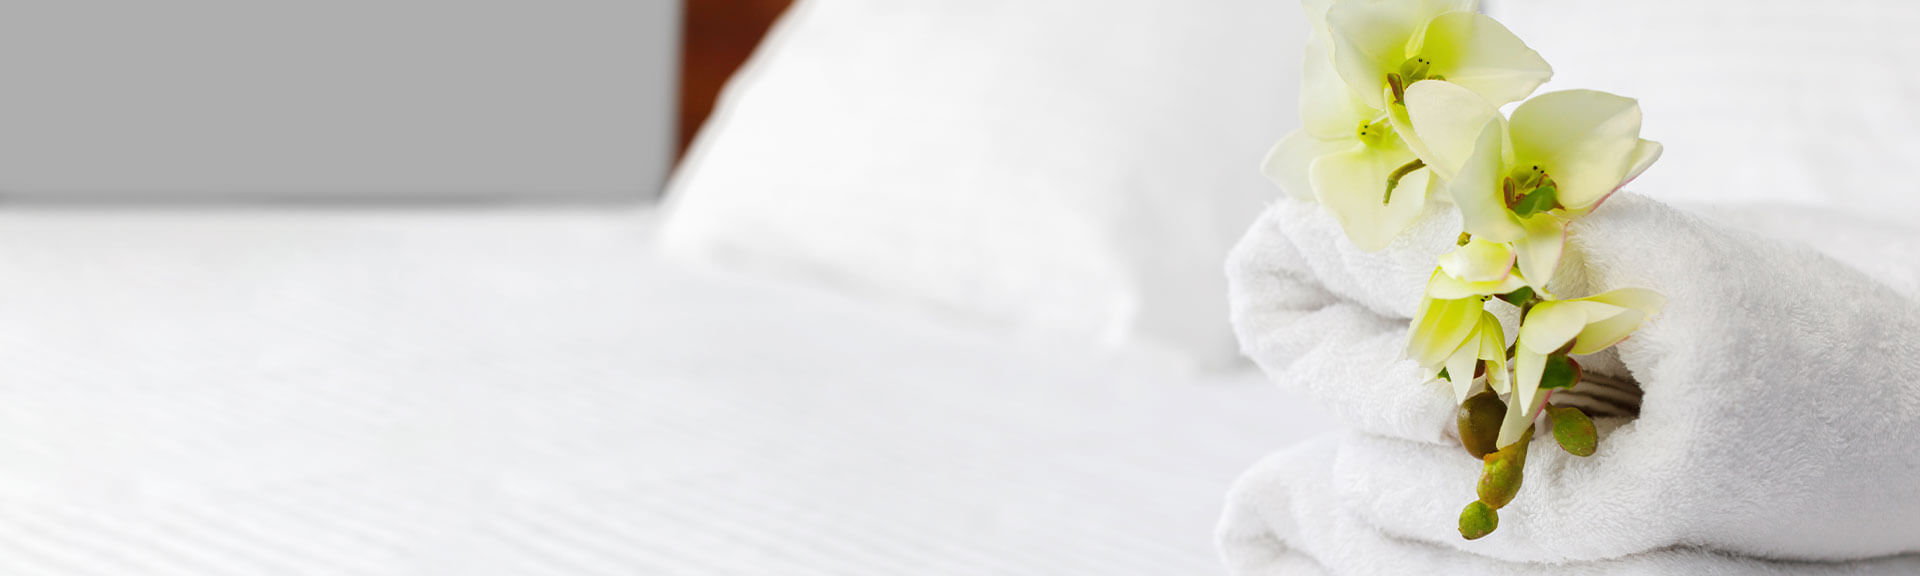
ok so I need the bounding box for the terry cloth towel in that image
[1219,193,1920,573]
[1219,433,1920,576]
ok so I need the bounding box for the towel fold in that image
[1220,433,1920,575]
[1221,194,1920,571]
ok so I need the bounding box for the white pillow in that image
[661,0,1307,364]
[1488,0,1920,218]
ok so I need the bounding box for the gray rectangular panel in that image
[0,0,679,201]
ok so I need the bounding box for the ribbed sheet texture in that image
[0,207,1327,575]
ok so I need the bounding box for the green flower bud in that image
[1459,500,1499,540]
[1477,427,1531,509]
[1458,390,1506,459]
[1548,405,1598,457]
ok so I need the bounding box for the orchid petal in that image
[1435,0,1482,14]
[1513,213,1567,290]
[1620,139,1664,188]
[1476,312,1506,357]
[1416,12,1553,108]
[1498,357,1541,448]
[1570,288,1665,354]
[1309,142,1428,252]
[1450,119,1526,242]
[1569,300,1629,324]
[1474,345,1505,395]
[1300,38,1378,140]
[1517,300,1585,355]
[1402,80,1501,179]
[1427,270,1526,300]
[1264,130,1350,201]
[1585,286,1667,315]
[1511,345,1546,412]
[1478,314,1510,395]
[1386,90,1434,172]
[1510,90,1643,210]
[1303,0,1338,41]
[1408,292,1485,368]
[1445,334,1481,404]
[1438,238,1516,283]
[1325,0,1431,109]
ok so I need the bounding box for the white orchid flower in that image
[1429,237,1528,299]
[1407,250,1520,403]
[1435,311,1509,404]
[1405,290,1477,396]
[1408,301,1510,405]
[1324,0,1549,111]
[1408,84,1663,291]
[1265,0,1553,252]
[1264,30,1435,251]
[1496,287,1665,446]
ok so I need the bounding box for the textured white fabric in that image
[1220,434,1920,576]
[1486,0,1920,217]
[0,207,1331,575]
[1220,195,1920,571]
[662,0,1307,365]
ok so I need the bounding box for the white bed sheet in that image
[0,206,1330,575]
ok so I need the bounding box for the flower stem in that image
[1384,159,1427,204]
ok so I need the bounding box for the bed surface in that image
[0,205,1329,575]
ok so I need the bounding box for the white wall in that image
[0,0,679,201]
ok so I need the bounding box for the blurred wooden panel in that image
[680,0,794,159]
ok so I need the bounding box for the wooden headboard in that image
[679,0,796,160]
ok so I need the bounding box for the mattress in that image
[0,205,1330,575]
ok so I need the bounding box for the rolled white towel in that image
[1223,194,1920,565]
[1219,433,1920,575]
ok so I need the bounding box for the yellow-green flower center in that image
[1503,165,1560,216]
[1356,118,1394,147]
[1387,56,1443,105]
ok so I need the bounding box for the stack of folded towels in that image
[1218,193,1920,574]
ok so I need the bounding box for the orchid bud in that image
[1459,501,1499,540]
[1459,390,1506,459]
[1477,426,1531,509]
[1548,405,1598,457]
